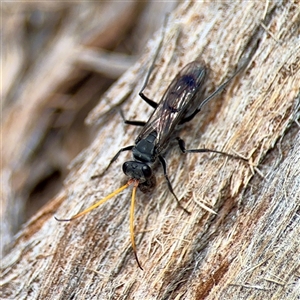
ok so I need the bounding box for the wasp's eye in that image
[142,165,152,179]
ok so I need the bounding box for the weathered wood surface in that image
[1,2,299,299]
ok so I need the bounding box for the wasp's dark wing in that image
[136,61,207,154]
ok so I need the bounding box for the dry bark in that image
[1,1,300,300]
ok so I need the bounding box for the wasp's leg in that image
[91,145,134,179]
[158,155,190,214]
[119,109,146,127]
[176,137,247,161]
[138,16,171,109]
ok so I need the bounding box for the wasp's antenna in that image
[130,180,143,270]
[55,182,131,222]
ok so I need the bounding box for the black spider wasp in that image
[55,29,248,270]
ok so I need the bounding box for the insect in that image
[55,59,247,270]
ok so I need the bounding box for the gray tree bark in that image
[1,1,299,299]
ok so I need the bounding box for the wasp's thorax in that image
[122,131,157,182]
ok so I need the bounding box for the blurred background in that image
[1,1,181,256]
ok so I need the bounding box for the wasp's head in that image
[122,161,152,183]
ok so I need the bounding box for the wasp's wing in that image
[136,61,207,154]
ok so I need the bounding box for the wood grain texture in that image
[1,1,299,300]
